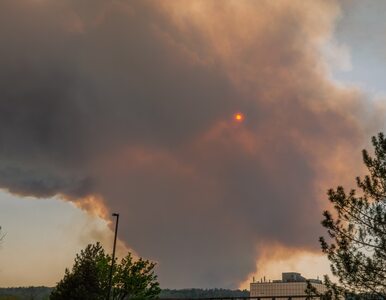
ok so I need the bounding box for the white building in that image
[250,272,327,299]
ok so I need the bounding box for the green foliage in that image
[50,242,160,300]
[112,254,160,300]
[320,133,386,298]
[305,280,321,300]
[304,280,337,300]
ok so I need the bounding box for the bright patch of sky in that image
[330,1,386,97]
[239,251,332,289]
[0,191,112,287]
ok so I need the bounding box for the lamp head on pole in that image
[112,213,119,217]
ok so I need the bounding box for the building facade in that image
[250,272,327,299]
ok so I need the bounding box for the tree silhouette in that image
[320,133,386,298]
[50,242,160,300]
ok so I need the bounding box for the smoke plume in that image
[0,0,382,287]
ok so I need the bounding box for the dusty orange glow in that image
[234,112,245,122]
[71,195,110,221]
[238,244,333,290]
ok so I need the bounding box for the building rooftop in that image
[252,272,322,284]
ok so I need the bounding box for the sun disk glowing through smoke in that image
[234,112,245,122]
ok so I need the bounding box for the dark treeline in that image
[0,287,384,300]
[0,287,249,299]
[159,288,249,299]
[0,287,52,300]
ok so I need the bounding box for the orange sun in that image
[233,112,245,122]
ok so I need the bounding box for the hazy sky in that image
[0,0,385,289]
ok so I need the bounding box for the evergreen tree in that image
[320,133,386,298]
[50,243,108,300]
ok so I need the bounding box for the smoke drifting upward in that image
[0,0,383,288]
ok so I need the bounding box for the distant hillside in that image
[159,288,250,299]
[0,287,52,300]
[0,287,249,299]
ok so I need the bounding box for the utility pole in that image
[107,213,119,300]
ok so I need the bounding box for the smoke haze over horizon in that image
[0,0,385,288]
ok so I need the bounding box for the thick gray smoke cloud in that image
[0,0,382,287]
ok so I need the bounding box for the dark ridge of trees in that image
[0,287,249,300]
[0,286,52,300]
[159,288,249,299]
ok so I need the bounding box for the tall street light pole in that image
[107,213,119,300]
